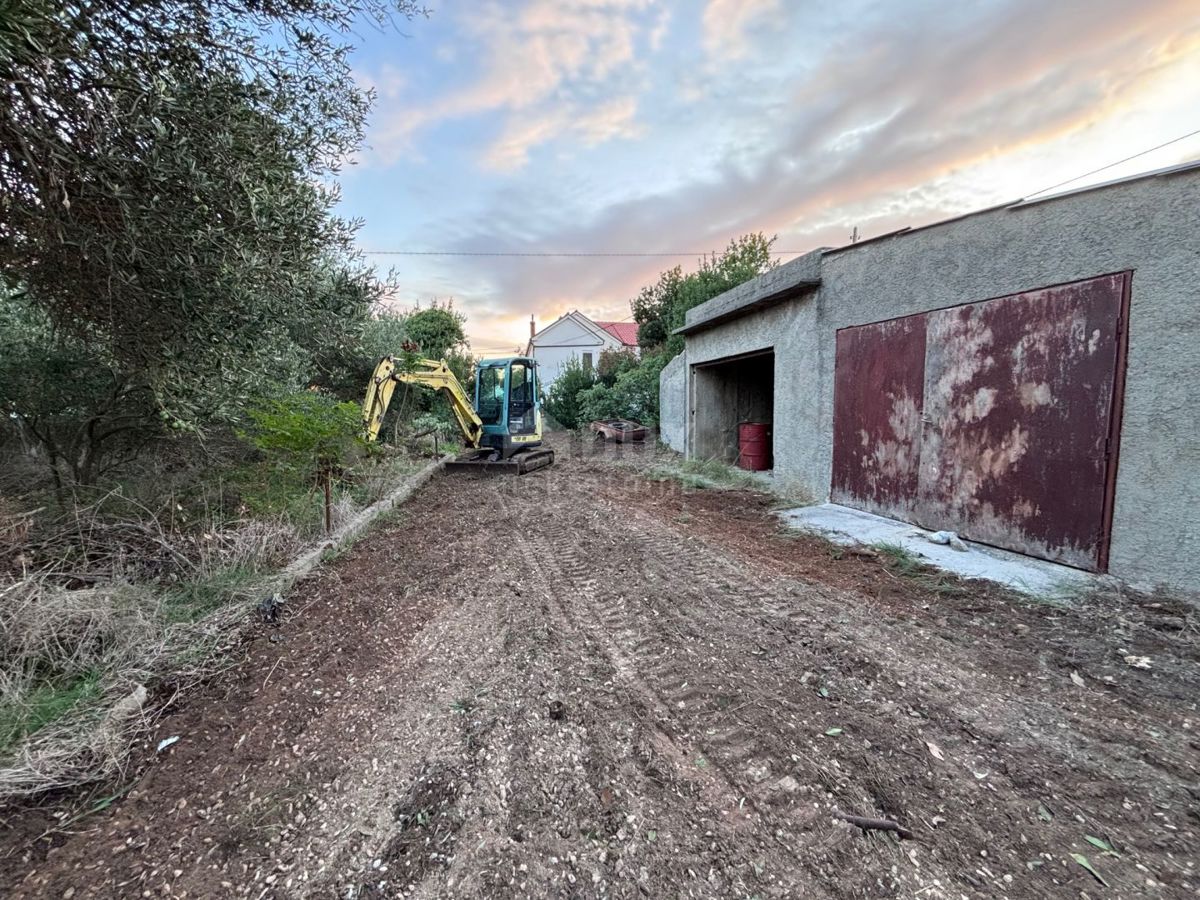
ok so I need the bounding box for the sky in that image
[339,0,1200,355]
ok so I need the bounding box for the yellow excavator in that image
[361,354,555,474]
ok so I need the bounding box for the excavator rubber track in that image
[443,448,555,476]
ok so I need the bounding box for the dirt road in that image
[3,443,1198,898]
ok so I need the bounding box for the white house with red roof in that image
[525,311,639,391]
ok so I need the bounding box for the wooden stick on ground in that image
[833,809,916,840]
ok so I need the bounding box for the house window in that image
[582,352,593,374]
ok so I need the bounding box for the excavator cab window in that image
[508,362,536,434]
[476,365,505,425]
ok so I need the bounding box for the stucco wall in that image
[663,169,1200,592]
[658,352,687,450]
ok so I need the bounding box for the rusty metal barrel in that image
[737,422,771,471]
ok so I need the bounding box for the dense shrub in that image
[577,353,669,426]
[543,358,597,429]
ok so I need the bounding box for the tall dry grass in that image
[0,517,297,800]
[0,448,424,800]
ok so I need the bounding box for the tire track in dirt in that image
[512,520,815,898]
[526,496,940,897]
[547,483,1197,897]
[513,490,859,896]
[586,453,1200,897]
[596,502,1174,896]
[6,449,1196,899]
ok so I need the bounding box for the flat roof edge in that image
[674,279,820,336]
[822,157,1200,256]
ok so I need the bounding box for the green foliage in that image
[162,567,265,623]
[0,287,157,486]
[245,392,362,472]
[644,457,762,491]
[575,383,624,424]
[305,272,400,400]
[224,460,328,528]
[873,542,925,576]
[0,0,417,472]
[359,309,413,366]
[870,542,968,596]
[543,357,597,430]
[577,353,669,426]
[633,234,778,356]
[404,302,469,360]
[597,348,639,387]
[410,412,459,441]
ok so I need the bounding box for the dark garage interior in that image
[692,350,774,468]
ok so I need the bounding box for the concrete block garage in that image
[659,163,1200,593]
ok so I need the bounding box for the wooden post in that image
[323,469,332,534]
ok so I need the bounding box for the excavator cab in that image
[474,357,541,456]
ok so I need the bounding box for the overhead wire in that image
[361,249,805,258]
[1021,126,1200,199]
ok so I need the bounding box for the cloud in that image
[648,7,672,52]
[431,0,1200,345]
[366,0,655,166]
[576,95,643,146]
[481,96,642,171]
[702,0,780,60]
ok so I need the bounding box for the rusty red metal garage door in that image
[831,272,1130,571]
[831,314,926,521]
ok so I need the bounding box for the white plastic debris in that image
[928,531,969,552]
[1123,655,1152,670]
[156,735,181,753]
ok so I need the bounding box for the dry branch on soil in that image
[9,492,298,585]
[833,809,916,840]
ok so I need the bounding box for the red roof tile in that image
[596,321,639,347]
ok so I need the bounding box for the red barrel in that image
[737,422,771,471]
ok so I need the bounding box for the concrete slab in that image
[778,503,1095,596]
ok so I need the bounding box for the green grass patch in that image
[645,457,763,491]
[161,565,265,623]
[217,453,422,534]
[873,541,971,597]
[0,670,103,755]
[874,542,926,575]
[218,461,326,529]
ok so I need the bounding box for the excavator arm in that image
[361,356,484,448]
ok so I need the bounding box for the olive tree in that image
[0,0,420,481]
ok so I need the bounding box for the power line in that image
[361,249,805,258]
[1024,126,1200,199]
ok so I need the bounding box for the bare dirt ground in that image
[2,439,1198,899]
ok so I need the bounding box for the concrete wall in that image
[658,352,687,450]
[662,168,1200,592]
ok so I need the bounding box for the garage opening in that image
[692,350,774,468]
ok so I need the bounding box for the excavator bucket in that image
[443,448,555,476]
